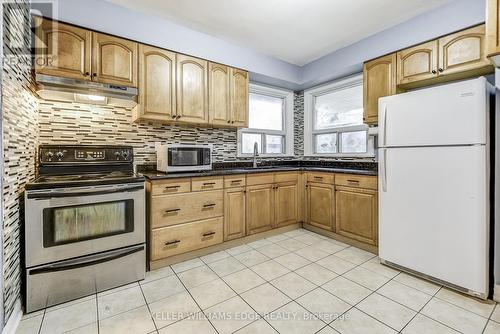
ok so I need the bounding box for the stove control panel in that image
[40,146,134,164]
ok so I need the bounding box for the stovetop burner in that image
[26,145,145,190]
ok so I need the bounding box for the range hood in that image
[35,74,138,108]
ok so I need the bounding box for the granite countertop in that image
[140,165,377,180]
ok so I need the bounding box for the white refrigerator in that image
[378,77,493,299]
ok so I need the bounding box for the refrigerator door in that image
[379,77,488,148]
[379,145,488,296]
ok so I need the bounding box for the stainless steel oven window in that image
[42,199,134,247]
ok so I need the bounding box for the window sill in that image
[304,153,375,159]
[237,154,295,159]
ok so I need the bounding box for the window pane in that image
[314,84,363,130]
[249,93,283,130]
[241,133,261,154]
[341,131,367,153]
[266,135,284,154]
[315,133,337,154]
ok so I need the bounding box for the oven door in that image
[25,182,145,267]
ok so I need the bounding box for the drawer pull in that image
[202,231,216,237]
[203,203,216,208]
[165,208,181,213]
[314,176,323,180]
[347,179,360,184]
[164,185,180,191]
[202,182,216,186]
[231,180,242,183]
[165,239,181,246]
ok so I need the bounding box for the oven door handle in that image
[29,245,144,275]
[27,184,144,199]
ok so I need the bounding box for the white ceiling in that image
[107,0,452,66]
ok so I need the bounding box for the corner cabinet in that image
[91,32,138,87]
[363,54,396,125]
[176,55,209,124]
[34,17,92,80]
[134,44,176,122]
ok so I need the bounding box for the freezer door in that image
[379,145,488,296]
[379,77,489,147]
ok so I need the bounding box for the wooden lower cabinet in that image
[335,186,378,246]
[246,184,274,235]
[274,182,298,227]
[306,182,335,231]
[224,187,246,241]
[151,217,223,260]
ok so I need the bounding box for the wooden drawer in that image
[274,172,299,183]
[150,190,223,228]
[151,179,190,196]
[247,173,274,186]
[224,175,246,188]
[151,217,223,260]
[192,176,223,191]
[306,172,335,184]
[335,174,377,190]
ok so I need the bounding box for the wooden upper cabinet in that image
[274,182,298,228]
[224,187,246,241]
[363,54,396,125]
[306,182,335,231]
[230,68,249,127]
[135,44,176,122]
[176,54,209,124]
[246,184,274,235]
[92,32,138,87]
[397,40,438,85]
[438,25,491,76]
[335,186,378,246]
[209,63,231,126]
[486,0,500,60]
[34,17,91,80]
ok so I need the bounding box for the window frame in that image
[304,74,375,158]
[237,83,294,157]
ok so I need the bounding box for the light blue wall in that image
[33,0,486,90]
[301,0,486,89]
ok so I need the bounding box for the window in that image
[304,74,375,157]
[238,83,294,156]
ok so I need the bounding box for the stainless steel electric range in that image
[24,145,146,313]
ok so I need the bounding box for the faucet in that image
[253,142,259,168]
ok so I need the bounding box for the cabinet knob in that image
[431,70,437,74]
[92,73,97,77]
[176,115,181,119]
[171,115,176,119]
[227,120,231,124]
[84,72,89,76]
[438,68,444,72]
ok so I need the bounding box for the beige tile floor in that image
[16,228,500,334]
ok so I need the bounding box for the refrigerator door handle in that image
[382,104,388,147]
[380,148,387,192]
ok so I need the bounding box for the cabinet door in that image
[335,186,378,246]
[438,25,491,76]
[397,40,438,85]
[230,68,249,127]
[176,54,209,124]
[209,63,230,126]
[92,32,138,87]
[306,183,334,231]
[363,54,396,125]
[246,184,274,235]
[136,44,176,121]
[34,17,91,80]
[486,0,500,58]
[224,187,246,241]
[275,182,298,227]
